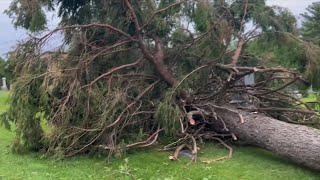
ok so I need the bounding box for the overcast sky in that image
[0,0,318,57]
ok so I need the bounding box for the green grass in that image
[0,91,9,113]
[301,94,320,111]
[0,92,319,180]
[301,94,317,103]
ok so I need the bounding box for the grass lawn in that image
[301,94,318,103]
[0,91,319,180]
[301,94,319,111]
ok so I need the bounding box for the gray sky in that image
[0,0,318,57]
[0,0,59,58]
[0,0,26,57]
[268,0,316,15]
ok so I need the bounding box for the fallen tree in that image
[212,107,320,170]
[2,0,320,171]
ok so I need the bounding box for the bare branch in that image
[81,57,144,88]
[104,80,160,129]
[257,77,300,96]
[40,23,134,42]
[140,0,187,31]
[126,128,163,148]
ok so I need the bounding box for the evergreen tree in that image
[301,2,320,44]
[4,0,320,160]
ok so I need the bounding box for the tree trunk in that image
[213,107,320,170]
[230,38,245,65]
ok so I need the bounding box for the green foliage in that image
[299,2,320,88]
[3,42,165,156]
[5,0,320,158]
[152,0,182,36]
[271,7,298,34]
[301,2,320,44]
[5,0,50,32]
[29,8,47,32]
[247,33,320,89]
[0,57,14,88]
[7,71,47,153]
[155,97,181,136]
[231,0,267,31]
[248,34,305,69]
[301,94,320,115]
[304,44,320,89]
[3,86,320,179]
[192,1,211,32]
[224,1,298,35]
[0,92,10,129]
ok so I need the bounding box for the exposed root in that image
[169,144,186,160]
[168,135,198,163]
[199,136,233,164]
[208,137,233,159]
[190,135,198,162]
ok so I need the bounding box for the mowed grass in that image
[301,94,320,111]
[0,92,319,180]
[301,94,317,103]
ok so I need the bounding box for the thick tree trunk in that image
[213,108,320,170]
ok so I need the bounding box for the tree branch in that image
[140,0,187,31]
[81,57,144,89]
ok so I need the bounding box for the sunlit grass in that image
[0,91,9,113]
[301,94,320,111]
[301,94,317,102]
[0,91,319,179]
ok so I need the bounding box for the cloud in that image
[0,0,60,57]
[0,0,11,12]
[0,1,21,57]
[267,0,317,15]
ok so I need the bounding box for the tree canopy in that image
[2,0,320,161]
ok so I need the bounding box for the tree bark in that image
[230,38,245,65]
[124,0,178,87]
[213,107,320,170]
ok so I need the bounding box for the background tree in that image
[5,0,51,32]
[301,2,320,45]
[0,57,13,89]
[247,5,320,89]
